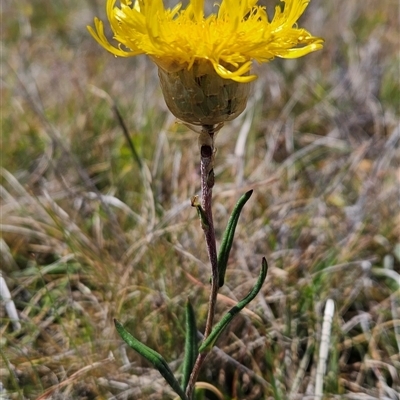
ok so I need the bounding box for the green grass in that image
[1,0,399,399]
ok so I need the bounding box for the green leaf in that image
[114,319,188,400]
[191,196,209,229]
[217,190,253,287]
[199,257,268,353]
[181,299,199,390]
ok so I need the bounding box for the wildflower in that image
[88,0,323,125]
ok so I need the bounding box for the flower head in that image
[88,0,323,124]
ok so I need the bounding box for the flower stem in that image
[185,125,219,399]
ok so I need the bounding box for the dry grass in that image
[1,0,399,399]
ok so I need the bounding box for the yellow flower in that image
[88,0,323,82]
[88,0,323,125]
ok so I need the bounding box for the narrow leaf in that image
[199,257,268,352]
[217,190,253,287]
[114,319,188,400]
[191,196,209,229]
[181,299,198,390]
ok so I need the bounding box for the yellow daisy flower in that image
[88,0,323,125]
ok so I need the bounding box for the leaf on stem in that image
[181,299,199,390]
[191,195,209,229]
[114,319,188,400]
[217,190,253,287]
[199,257,268,353]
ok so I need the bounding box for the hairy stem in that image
[185,125,219,399]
